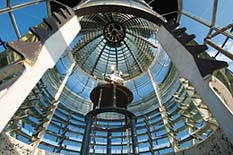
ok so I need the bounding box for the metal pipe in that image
[0,0,45,14]
[0,38,7,49]
[46,0,52,17]
[208,24,233,39]
[115,44,119,71]
[207,0,218,35]
[123,40,144,72]
[176,0,183,22]
[130,117,139,155]
[181,10,233,39]
[214,26,233,58]
[107,130,112,155]
[80,114,93,155]
[90,43,107,75]
[205,39,233,61]
[126,128,131,154]
[8,12,21,39]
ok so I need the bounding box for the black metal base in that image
[90,83,133,109]
[80,107,139,155]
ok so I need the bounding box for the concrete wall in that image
[0,133,60,155]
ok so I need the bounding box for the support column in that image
[148,69,179,152]
[107,130,112,155]
[92,116,98,154]
[130,117,139,155]
[121,131,124,154]
[80,114,93,155]
[126,128,131,155]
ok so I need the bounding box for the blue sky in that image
[181,0,233,70]
[0,1,47,45]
